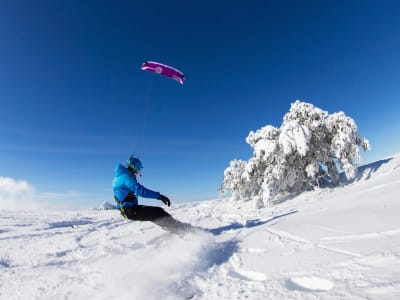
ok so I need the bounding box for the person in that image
[112,154,194,235]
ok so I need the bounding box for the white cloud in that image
[0,177,81,210]
[0,177,35,210]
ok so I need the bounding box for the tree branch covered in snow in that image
[220,100,370,208]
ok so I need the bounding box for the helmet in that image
[126,155,143,171]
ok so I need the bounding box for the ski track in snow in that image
[265,227,363,258]
[1,156,400,299]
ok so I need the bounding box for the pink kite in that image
[141,61,185,85]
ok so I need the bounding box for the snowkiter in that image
[112,155,193,235]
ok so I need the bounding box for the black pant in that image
[122,205,193,235]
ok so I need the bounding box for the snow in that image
[222,100,371,208]
[1,155,400,299]
[279,120,311,156]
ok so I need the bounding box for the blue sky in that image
[1,0,400,208]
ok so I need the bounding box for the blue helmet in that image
[126,155,143,171]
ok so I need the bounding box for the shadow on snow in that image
[346,157,393,182]
[207,209,298,236]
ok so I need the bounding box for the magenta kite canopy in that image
[141,61,185,85]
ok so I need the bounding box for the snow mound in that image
[287,276,334,291]
[98,201,117,210]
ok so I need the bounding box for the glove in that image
[158,194,171,207]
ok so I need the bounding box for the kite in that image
[141,61,185,85]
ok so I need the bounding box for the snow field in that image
[1,155,400,299]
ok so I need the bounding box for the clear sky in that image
[1,0,400,208]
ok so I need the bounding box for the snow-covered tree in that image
[220,100,370,208]
[98,201,117,210]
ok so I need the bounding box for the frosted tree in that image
[220,100,370,208]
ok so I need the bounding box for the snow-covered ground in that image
[1,155,400,299]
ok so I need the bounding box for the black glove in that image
[158,194,171,207]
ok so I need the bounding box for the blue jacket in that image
[112,163,160,208]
